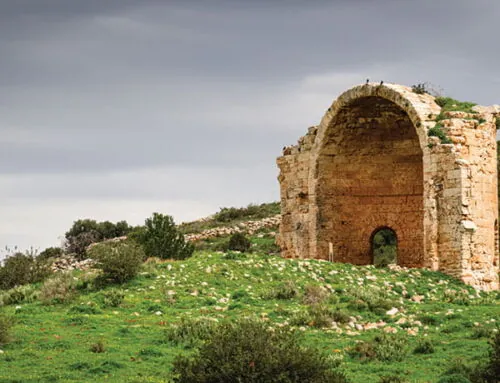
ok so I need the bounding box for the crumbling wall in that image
[277,83,499,290]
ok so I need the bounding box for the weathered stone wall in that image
[277,83,499,290]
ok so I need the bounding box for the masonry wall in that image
[277,83,499,290]
[314,97,424,266]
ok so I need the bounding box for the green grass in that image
[428,96,481,145]
[434,97,477,114]
[0,252,498,382]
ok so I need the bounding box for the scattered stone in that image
[386,307,399,316]
[411,295,424,303]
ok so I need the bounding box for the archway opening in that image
[371,227,397,267]
[316,95,424,266]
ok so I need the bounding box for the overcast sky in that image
[0,0,499,255]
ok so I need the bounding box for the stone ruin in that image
[277,83,499,290]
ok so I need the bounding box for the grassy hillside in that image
[0,251,498,382]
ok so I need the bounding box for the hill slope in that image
[0,251,498,382]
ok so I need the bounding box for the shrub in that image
[413,339,435,354]
[164,318,219,347]
[412,83,428,95]
[417,314,441,326]
[227,232,251,252]
[436,375,472,383]
[37,247,64,261]
[0,252,51,290]
[90,340,106,353]
[89,242,144,283]
[223,251,247,260]
[0,314,15,345]
[64,219,133,259]
[213,202,280,223]
[310,305,350,328]
[101,289,125,307]
[495,117,500,130]
[133,213,194,260]
[264,280,299,300]
[379,376,409,383]
[171,320,348,383]
[350,333,408,362]
[0,285,39,305]
[347,286,398,314]
[69,304,101,315]
[302,284,330,305]
[480,329,500,382]
[65,230,100,260]
[39,273,76,304]
[471,326,493,339]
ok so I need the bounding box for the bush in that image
[417,314,441,326]
[171,320,348,383]
[302,284,330,305]
[413,339,435,354]
[0,285,39,305]
[223,251,247,260]
[264,281,299,300]
[90,340,106,353]
[37,247,64,261]
[350,333,408,362]
[347,286,398,314]
[213,202,280,223]
[88,242,144,284]
[0,314,15,345]
[311,305,350,328]
[437,375,472,383]
[101,289,125,307]
[480,329,500,382]
[164,318,219,347]
[0,253,51,290]
[133,213,194,260]
[64,219,133,259]
[471,326,493,339]
[379,376,409,383]
[227,232,251,252]
[39,273,77,304]
[412,83,428,95]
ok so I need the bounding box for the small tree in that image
[65,219,133,259]
[134,213,194,260]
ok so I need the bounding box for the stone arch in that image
[308,84,440,267]
[276,82,499,289]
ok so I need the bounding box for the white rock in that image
[386,307,399,316]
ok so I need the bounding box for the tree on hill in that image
[64,219,133,259]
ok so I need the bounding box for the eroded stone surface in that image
[277,83,499,290]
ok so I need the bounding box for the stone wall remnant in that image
[277,83,499,290]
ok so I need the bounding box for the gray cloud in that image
[0,0,498,251]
